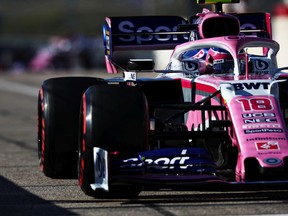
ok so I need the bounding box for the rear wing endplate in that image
[104,13,272,73]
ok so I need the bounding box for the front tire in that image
[78,84,148,198]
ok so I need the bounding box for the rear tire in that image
[78,84,148,198]
[37,77,105,178]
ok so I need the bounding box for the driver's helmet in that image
[205,48,234,74]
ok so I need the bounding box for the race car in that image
[37,0,288,198]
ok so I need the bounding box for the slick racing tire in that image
[38,77,105,178]
[78,84,148,198]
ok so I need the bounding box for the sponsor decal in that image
[258,152,281,155]
[120,148,214,172]
[91,147,109,191]
[246,137,286,142]
[243,118,277,124]
[242,113,278,127]
[233,82,270,91]
[242,112,275,118]
[263,158,282,165]
[182,59,200,76]
[183,73,199,78]
[96,153,105,177]
[123,72,137,81]
[237,13,269,38]
[117,20,188,44]
[253,59,269,74]
[144,149,190,169]
[242,124,281,129]
[244,128,283,134]
[240,23,257,37]
[214,59,224,64]
[255,141,280,151]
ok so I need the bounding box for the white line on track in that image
[0,80,39,97]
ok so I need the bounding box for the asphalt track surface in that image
[1,71,288,216]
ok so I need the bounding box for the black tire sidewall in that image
[78,84,148,197]
[38,77,105,178]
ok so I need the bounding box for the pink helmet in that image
[205,48,234,74]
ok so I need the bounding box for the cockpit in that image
[166,37,278,78]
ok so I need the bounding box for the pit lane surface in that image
[1,71,288,216]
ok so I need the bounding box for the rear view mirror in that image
[126,59,155,71]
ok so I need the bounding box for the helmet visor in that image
[212,59,234,74]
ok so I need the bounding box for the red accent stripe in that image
[181,79,218,94]
[181,79,191,88]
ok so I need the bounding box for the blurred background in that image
[0,0,287,73]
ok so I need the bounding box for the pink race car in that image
[38,0,288,198]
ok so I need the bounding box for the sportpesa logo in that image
[117,20,188,44]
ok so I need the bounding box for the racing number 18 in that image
[237,98,273,111]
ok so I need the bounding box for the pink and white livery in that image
[164,35,288,182]
[38,0,288,199]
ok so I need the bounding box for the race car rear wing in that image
[104,13,272,73]
[103,16,189,73]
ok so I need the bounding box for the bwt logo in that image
[254,59,269,71]
[117,21,188,44]
[233,82,270,91]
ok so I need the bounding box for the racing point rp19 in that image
[37,0,288,198]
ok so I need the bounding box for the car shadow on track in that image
[124,189,288,204]
[0,175,76,216]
